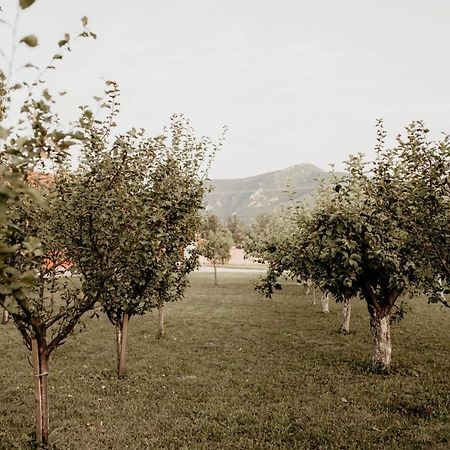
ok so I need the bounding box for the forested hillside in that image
[206,163,339,223]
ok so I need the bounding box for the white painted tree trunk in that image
[369,311,392,372]
[340,299,351,333]
[321,291,330,314]
[305,280,316,305]
[158,301,165,338]
[118,312,129,378]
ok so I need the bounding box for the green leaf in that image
[20,34,38,47]
[42,88,52,101]
[0,125,10,139]
[23,62,38,69]
[19,0,36,9]
[0,285,12,295]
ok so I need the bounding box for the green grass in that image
[203,262,267,270]
[1,273,450,449]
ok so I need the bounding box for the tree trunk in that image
[306,281,316,305]
[2,309,9,324]
[369,308,392,372]
[116,322,122,373]
[213,263,218,286]
[116,312,128,378]
[321,291,330,314]
[32,339,49,447]
[115,321,122,374]
[340,299,351,333]
[157,300,165,338]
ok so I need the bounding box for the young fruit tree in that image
[227,213,247,248]
[246,209,352,327]
[302,148,421,372]
[244,209,320,303]
[244,212,297,295]
[248,123,433,371]
[3,166,101,447]
[199,214,233,285]
[54,105,217,377]
[0,3,97,445]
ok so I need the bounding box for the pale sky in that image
[2,0,450,178]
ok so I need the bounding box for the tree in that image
[0,2,97,445]
[252,121,450,369]
[199,214,233,285]
[227,213,247,248]
[300,146,421,372]
[244,209,312,298]
[3,172,101,446]
[54,107,215,377]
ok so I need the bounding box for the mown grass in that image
[1,272,449,449]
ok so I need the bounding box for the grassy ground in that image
[202,262,267,270]
[1,272,449,449]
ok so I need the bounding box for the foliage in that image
[0,72,6,121]
[248,122,440,371]
[255,127,422,306]
[226,213,247,248]
[288,121,450,313]
[0,3,98,445]
[244,209,311,298]
[2,176,96,354]
[387,122,450,307]
[0,0,97,356]
[199,214,233,267]
[53,99,216,327]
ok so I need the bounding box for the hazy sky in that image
[2,0,450,178]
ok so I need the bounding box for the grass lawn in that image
[1,272,449,449]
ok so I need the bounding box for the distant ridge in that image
[205,163,339,224]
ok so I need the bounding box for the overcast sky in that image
[2,0,450,179]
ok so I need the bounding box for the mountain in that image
[205,163,339,224]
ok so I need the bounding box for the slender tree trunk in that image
[157,300,165,338]
[305,281,316,305]
[321,291,330,313]
[32,339,49,447]
[2,309,9,324]
[213,263,218,286]
[118,312,129,378]
[369,307,392,372]
[115,321,122,374]
[340,299,351,333]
